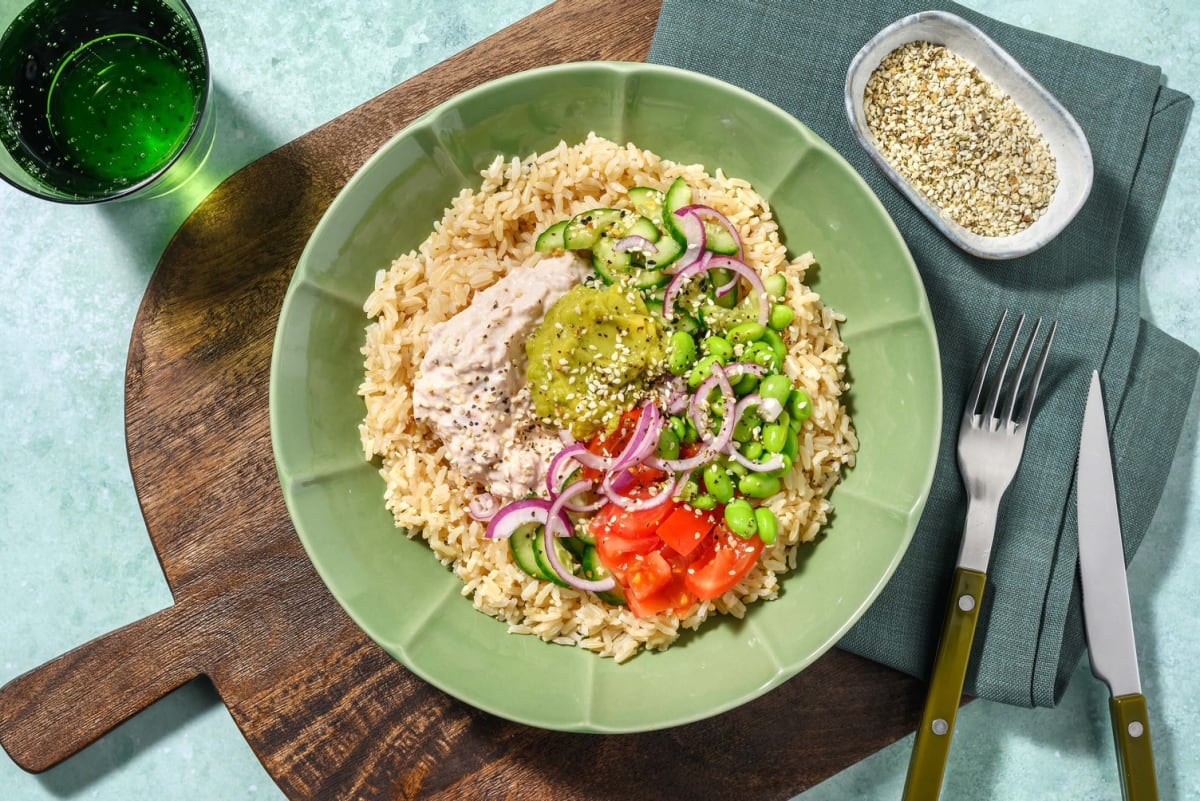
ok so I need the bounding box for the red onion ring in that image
[673,209,706,271]
[725,443,785,473]
[676,203,744,261]
[661,252,716,321]
[485,498,570,541]
[609,402,663,474]
[614,235,659,254]
[468,492,500,522]
[543,481,617,592]
[602,470,679,511]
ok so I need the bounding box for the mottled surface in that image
[0,1,1196,800]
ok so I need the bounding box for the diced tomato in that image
[626,572,694,618]
[683,524,765,601]
[587,407,644,457]
[588,497,677,542]
[655,504,719,557]
[625,550,672,599]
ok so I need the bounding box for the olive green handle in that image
[902,567,987,801]
[1110,693,1158,801]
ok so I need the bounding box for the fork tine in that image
[983,313,1025,425]
[966,310,1009,417]
[1001,317,1043,429]
[1016,319,1057,428]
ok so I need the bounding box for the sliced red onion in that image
[705,255,770,325]
[543,481,617,592]
[689,363,737,446]
[609,402,663,473]
[546,444,585,496]
[602,470,679,511]
[614,235,659,254]
[758,397,784,423]
[725,443,786,473]
[468,492,500,522]
[485,498,569,540]
[673,209,706,271]
[676,203,744,260]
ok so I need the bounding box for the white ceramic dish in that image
[845,10,1093,260]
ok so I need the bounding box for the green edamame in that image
[667,330,697,375]
[754,507,778,545]
[687,354,721,389]
[733,373,759,396]
[762,422,789,454]
[702,463,736,504]
[741,441,764,461]
[789,388,813,423]
[759,374,792,406]
[739,473,781,499]
[728,321,767,344]
[691,493,718,510]
[768,303,795,331]
[724,499,758,538]
[761,328,787,361]
[724,457,749,477]
[703,335,734,363]
[656,427,681,460]
[668,414,687,442]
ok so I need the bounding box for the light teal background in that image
[0,1,1195,799]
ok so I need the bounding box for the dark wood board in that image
[0,0,933,797]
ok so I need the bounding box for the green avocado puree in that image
[526,284,666,440]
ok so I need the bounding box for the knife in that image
[1077,370,1158,801]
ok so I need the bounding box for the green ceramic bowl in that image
[270,61,941,732]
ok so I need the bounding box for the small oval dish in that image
[845,10,1093,260]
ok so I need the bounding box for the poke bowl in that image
[269,61,941,732]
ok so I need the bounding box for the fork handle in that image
[902,567,987,801]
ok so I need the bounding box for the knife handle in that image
[902,567,986,801]
[1110,694,1158,801]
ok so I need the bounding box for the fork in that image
[902,310,1057,801]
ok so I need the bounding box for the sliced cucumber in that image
[663,177,693,243]
[564,208,623,250]
[592,242,672,289]
[509,524,556,582]
[535,219,569,252]
[614,213,660,242]
[628,186,666,225]
[645,231,683,270]
[533,532,580,588]
[581,546,626,606]
[704,221,739,255]
[562,535,589,559]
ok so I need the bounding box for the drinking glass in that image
[0,0,213,203]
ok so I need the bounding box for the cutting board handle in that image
[0,596,221,773]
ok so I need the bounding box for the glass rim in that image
[0,0,212,204]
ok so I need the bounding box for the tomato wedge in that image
[655,504,719,557]
[684,524,765,601]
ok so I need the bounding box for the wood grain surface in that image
[0,0,931,797]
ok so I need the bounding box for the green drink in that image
[0,0,210,202]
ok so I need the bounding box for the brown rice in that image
[358,134,857,662]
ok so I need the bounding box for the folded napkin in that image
[649,0,1198,707]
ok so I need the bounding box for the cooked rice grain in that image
[359,134,856,662]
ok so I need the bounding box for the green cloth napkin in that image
[649,0,1198,707]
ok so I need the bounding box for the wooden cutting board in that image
[0,1,931,797]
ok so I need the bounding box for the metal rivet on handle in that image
[1128,721,1144,738]
[932,719,949,735]
[958,594,975,612]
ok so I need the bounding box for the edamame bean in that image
[683,415,699,444]
[667,330,698,375]
[741,441,764,461]
[762,328,787,362]
[703,335,734,363]
[788,388,813,423]
[764,273,788,300]
[762,422,789,454]
[674,479,699,502]
[733,411,760,443]
[724,499,758,538]
[738,473,781,499]
[703,463,736,504]
[754,507,778,545]
[745,341,780,371]
[733,373,759,396]
[668,414,687,442]
[691,493,718,510]
[724,457,749,477]
[687,354,721,389]
[759,374,792,406]
[728,321,767,344]
[656,427,681,460]
[768,303,795,331]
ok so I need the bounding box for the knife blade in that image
[1077,370,1158,801]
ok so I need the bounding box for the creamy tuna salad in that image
[359,134,856,662]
